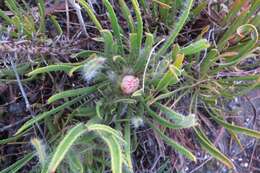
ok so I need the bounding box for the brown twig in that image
[0,40,77,56]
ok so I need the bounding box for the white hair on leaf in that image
[131,116,144,129]
[82,57,106,83]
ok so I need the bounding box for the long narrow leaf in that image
[78,0,103,30]
[124,121,133,172]
[206,106,260,139]
[100,134,123,173]
[144,102,193,129]
[156,0,194,58]
[48,86,98,104]
[134,33,154,72]
[155,103,198,128]
[148,121,196,161]
[101,29,115,57]
[180,39,210,55]
[88,124,124,142]
[15,95,86,135]
[28,64,74,76]
[1,153,34,173]
[47,123,87,173]
[103,0,123,54]
[131,0,143,57]
[119,0,135,32]
[194,128,234,169]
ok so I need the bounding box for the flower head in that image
[121,75,140,95]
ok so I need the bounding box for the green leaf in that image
[218,75,259,82]
[4,0,22,18]
[156,0,172,24]
[156,0,194,58]
[219,24,258,67]
[99,134,123,173]
[37,0,45,33]
[78,0,103,30]
[155,103,198,128]
[194,128,234,169]
[173,53,184,69]
[1,153,34,173]
[88,124,124,142]
[119,0,135,33]
[129,33,139,63]
[0,131,27,145]
[148,121,196,161]
[180,39,210,55]
[50,15,63,35]
[101,29,115,57]
[191,1,207,17]
[15,95,86,135]
[223,0,247,24]
[68,65,84,76]
[151,85,191,104]
[206,106,260,139]
[28,64,74,76]
[124,121,133,172]
[245,1,260,26]
[103,0,123,54]
[200,49,218,77]
[171,44,180,62]
[0,9,13,24]
[217,12,248,50]
[67,150,84,173]
[71,106,96,117]
[113,98,137,104]
[134,33,154,72]
[48,86,98,104]
[95,101,102,119]
[156,65,182,91]
[131,0,143,57]
[0,63,30,78]
[71,50,100,59]
[47,123,87,173]
[144,102,193,129]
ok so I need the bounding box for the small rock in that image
[8,101,26,115]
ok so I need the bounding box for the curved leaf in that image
[148,120,196,161]
[194,128,234,169]
[47,123,87,173]
[48,86,98,104]
[155,103,198,128]
[103,0,123,54]
[78,0,103,30]
[99,134,123,173]
[131,0,143,57]
[88,124,124,143]
[145,105,192,129]
[15,95,85,135]
[1,153,34,173]
[28,64,73,76]
[207,106,260,139]
[156,0,194,58]
[180,39,210,55]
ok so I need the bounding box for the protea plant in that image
[1,0,259,173]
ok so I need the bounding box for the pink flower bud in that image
[121,75,140,95]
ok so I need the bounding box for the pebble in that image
[241,162,248,167]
